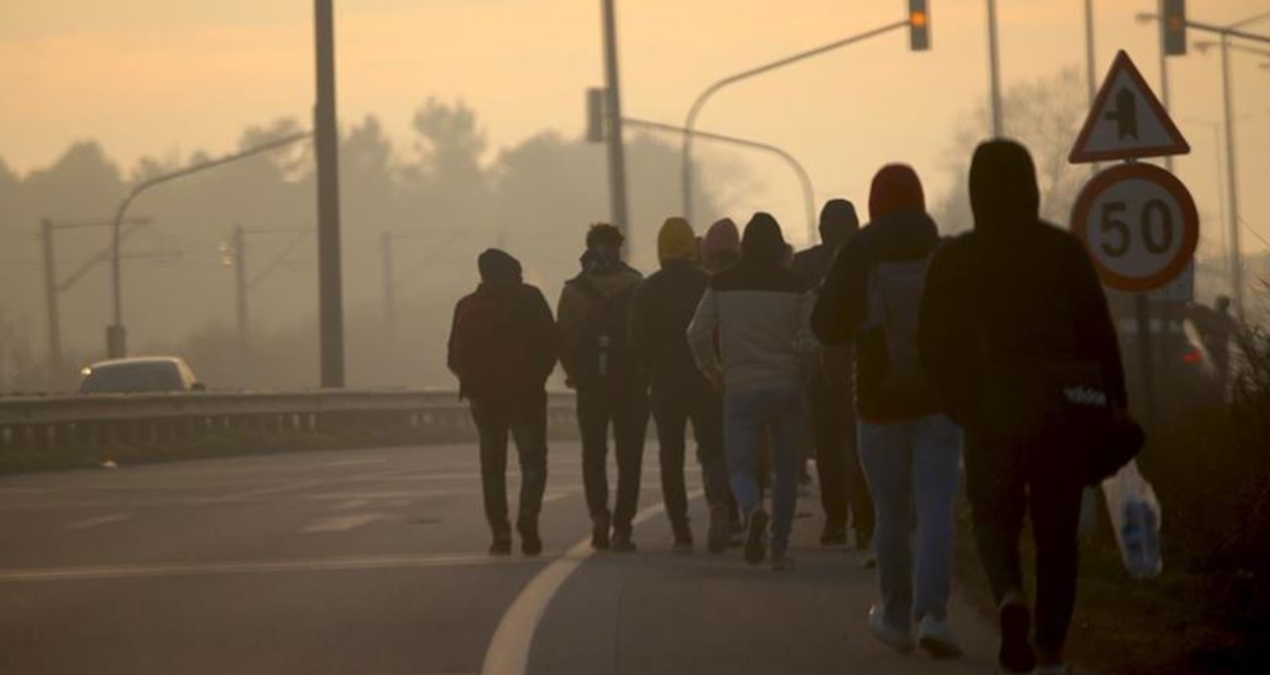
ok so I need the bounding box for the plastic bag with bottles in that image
[1101,459,1163,579]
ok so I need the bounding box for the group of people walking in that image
[447,139,1129,675]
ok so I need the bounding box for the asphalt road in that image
[0,441,1000,675]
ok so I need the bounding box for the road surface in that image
[0,442,999,675]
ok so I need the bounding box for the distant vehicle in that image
[79,357,205,394]
[1115,315,1222,412]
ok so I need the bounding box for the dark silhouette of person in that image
[793,199,874,549]
[630,217,731,553]
[557,224,649,553]
[919,140,1127,675]
[447,249,558,556]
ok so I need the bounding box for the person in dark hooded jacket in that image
[813,165,963,658]
[448,249,558,557]
[630,217,731,553]
[918,140,1126,675]
[557,224,649,553]
[793,199,874,549]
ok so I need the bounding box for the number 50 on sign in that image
[1070,163,1199,292]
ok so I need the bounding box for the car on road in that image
[1115,314,1222,412]
[79,356,204,394]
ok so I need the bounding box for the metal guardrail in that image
[0,390,577,454]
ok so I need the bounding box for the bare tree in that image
[933,68,1089,232]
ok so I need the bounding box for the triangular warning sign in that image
[1070,50,1189,164]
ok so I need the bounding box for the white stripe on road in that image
[480,489,703,675]
[65,514,130,530]
[0,553,540,583]
[325,458,389,467]
[303,513,392,533]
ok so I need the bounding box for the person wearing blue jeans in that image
[858,414,962,642]
[813,165,963,657]
[689,213,811,570]
[723,387,804,560]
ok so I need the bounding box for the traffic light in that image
[586,88,606,143]
[909,0,930,51]
[1163,0,1186,56]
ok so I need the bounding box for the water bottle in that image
[1121,500,1162,579]
[598,334,611,377]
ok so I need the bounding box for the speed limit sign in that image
[1070,162,1199,292]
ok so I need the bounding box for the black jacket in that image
[812,210,942,422]
[918,223,1127,429]
[630,258,713,393]
[917,139,1126,431]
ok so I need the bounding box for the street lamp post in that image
[680,19,910,225]
[627,118,817,242]
[106,132,310,359]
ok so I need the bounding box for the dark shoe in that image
[591,513,611,551]
[707,505,730,554]
[999,598,1037,674]
[744,508,769,566]
[819,523,847,547]
[611,528,637,553]
[518,519,542,557]
[672,527,694,552]
[489,532,512,556]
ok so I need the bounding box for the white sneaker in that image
[917,615,963,659]
[867,604,914,653]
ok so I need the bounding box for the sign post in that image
[1069,50,1196,436]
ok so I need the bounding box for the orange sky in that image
[3,0,1269,249]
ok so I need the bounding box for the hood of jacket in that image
[740,212,787,268]
[702,218,741,269]
[818,199,859,250]
[969,139,1041,237]
[658,217,699,265]
[477,248,522,284]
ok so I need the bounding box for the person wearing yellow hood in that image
[630,217,732,553]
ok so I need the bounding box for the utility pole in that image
[233,225,249,361]
[40,219,63,380]
[314,0,346,387]
[382,231,397,340]
[986,0,1004,136]
[600,0,631,246]
[1218,35,1244,317]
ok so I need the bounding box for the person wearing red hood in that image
[813,165,962,658]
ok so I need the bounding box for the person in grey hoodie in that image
[688,213,811,571]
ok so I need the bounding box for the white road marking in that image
[332,499,373,510]
[540,492,574,504]
[326,458,389,467]
[302,513,393,533]
[0,553,540,583]
[480,489,703,675]
[65,514,131,530]
[199,480,332,505]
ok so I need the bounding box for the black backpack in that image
[568,276,637,386]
